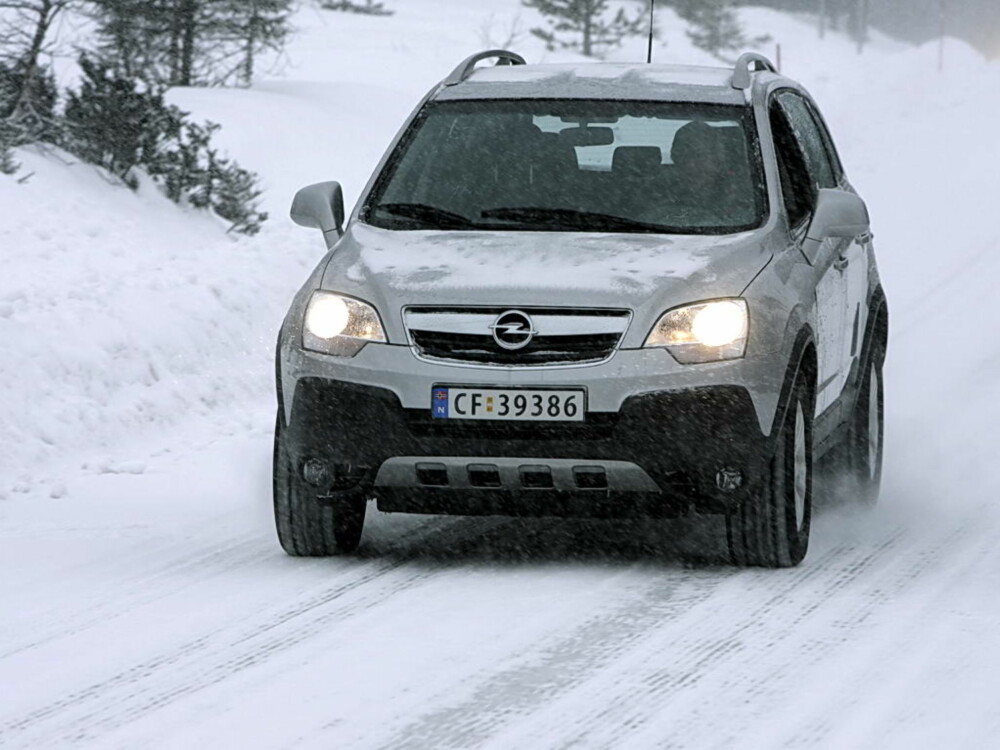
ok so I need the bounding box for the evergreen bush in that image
[63,56,267,234]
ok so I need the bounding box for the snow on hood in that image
[320,223,771,341]
[325,223,768,299]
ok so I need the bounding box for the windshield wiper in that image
[374,203,474,229]
[480,207,688,233]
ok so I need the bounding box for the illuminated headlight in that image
[303,291,386,357]
[644,299,748,364]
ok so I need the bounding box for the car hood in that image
[321,223,772,346]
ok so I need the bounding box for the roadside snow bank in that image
[0,148,318,497]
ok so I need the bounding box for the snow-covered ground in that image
[3,2,1000,747]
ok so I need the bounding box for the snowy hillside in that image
[3,1,1000,747]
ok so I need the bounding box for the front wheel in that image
[273,414,366,556]
[728,373,813,568]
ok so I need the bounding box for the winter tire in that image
[728,368,813,568]
[844,340,885,506]
[273,414,366,556]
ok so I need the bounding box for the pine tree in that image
[0,58,59,139]
[0,120,19,175]
[847,0,870,53]
[88,0,169,82]
[523,0,644,58]
[671,0,752,58]
[89,0,293,87]
[0,0,76,139]
[213,0,292,87]
[89,0,185,85]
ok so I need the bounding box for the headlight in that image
[303,291,386,357]
[644,298,748,364]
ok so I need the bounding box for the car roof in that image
[433,61,780,105]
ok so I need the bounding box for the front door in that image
[769,89,848,414]
[813,236,850,414]
[771,89,854,416]
[841,230,871,372]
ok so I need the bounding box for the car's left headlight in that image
[303,291,386,357]
[644,298,748,364]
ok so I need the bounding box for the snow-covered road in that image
[4,435,1000,748]
[3,2,1000,747]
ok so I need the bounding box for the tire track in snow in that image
[371,548,835,747]
[774,522,992,748]
[0,507,464,663]
[0,515,513,749]
[494,522,966,750]
[0,534,266,661]
[613,527,954,749]
[373,525,908,750]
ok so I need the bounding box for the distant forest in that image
[746,0,1000,58]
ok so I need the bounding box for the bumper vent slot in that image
[519,465,554,489]
[574,466,608,489]
[416,462,449,486]
[468,464,502,487]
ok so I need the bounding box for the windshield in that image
[365,99,766,235]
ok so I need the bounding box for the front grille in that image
[404,306,631,367]
[409,330,621,365]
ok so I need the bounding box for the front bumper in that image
[282,377,772,517]
[280,340,784,435]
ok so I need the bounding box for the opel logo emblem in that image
[489,310,537,350]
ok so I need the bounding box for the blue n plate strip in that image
[432,387,449,418]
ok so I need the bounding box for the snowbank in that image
[0,149,318,497]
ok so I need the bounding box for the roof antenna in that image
[646,0,656,64]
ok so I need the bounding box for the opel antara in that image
[274,51,888,567]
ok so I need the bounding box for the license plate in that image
[431,386,585,422]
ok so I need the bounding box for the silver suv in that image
[275,51,887,567]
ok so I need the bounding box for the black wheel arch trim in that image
[865,284,889,363]
[847,285,888,398]
[773,326,817,444]
[275,331,286,422]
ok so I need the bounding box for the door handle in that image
[834,255,849,272]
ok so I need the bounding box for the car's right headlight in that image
[644,298,748,364]
[302,291,386,357]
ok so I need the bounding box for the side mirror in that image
[290,182,345,242]
[801,189,870,265]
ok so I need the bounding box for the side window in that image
[776,91,837,193]
[803,99,844,184]
[768,101,812,229]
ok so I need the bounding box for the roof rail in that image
[731,52,777,90]
[443,49,526,87]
